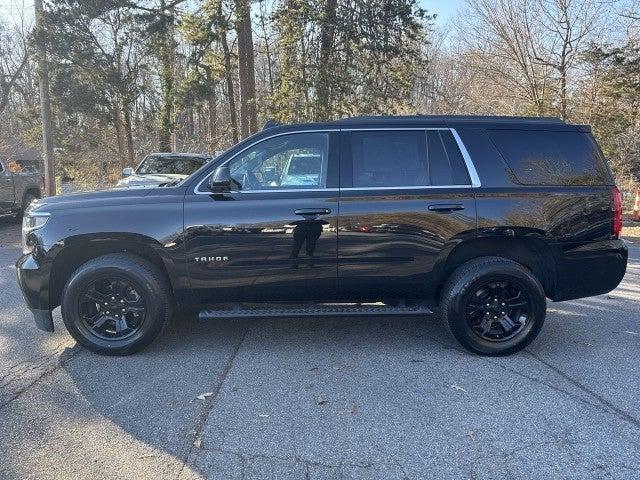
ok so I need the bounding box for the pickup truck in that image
[0,156,43,217]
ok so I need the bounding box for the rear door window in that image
[427,130,470,186]
[349,130,471,188]
[351,131,427,188]
[488,129,611,186]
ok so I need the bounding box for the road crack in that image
[176,320,254,479]
[0,344,81,411]
[526,350,640,429]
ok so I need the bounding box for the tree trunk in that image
[113,104,128,169]
[158,0,175,152]
[559,65,567,120]
[236,0,258,137]
[208,95,217,150]
[258,0,274,94]
[316,0,337,121]
[123,105,135,167]
[34,0,56,195]
[218,3,239,144]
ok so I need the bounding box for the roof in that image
[262,115,567,132]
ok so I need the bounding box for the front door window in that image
[227,132,329,191]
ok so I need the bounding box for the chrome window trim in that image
[341,185,472,191]
[230,188,339,194]
[450,128,481,187]
[193,126,481,194]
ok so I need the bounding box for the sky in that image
[1,0,467,27]
[420,0,464,24]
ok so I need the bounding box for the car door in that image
[337,127,479,300]
[184,130,340,304]
[0,160,16,212]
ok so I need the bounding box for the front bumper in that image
[16,252,54,332]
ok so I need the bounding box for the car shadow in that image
[45,312,454,476]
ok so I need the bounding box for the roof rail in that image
[334,115,565,124]
[262,119,280,130]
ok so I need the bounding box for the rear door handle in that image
[428,204,465,213]
[294,208,332,216]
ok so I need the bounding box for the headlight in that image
[22,212,50,254]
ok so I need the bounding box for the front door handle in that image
[294,208,332,216]
[428,204,465,213]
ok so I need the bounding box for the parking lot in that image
[0,218,639,480]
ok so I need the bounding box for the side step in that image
[199,302,432,320]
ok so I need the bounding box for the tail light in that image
[612,186,623,238]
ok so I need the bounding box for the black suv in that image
[16,116,627,356]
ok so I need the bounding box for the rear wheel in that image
[440,257,546,355]
[61,254,172,355]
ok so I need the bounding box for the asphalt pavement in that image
[0,217,639,480]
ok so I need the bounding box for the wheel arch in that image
[48,233,177,309]
[435,236,557,300]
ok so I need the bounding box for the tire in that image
[439,256,546,356]
[61,253,172,355]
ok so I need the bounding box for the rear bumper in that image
[551,239,628,302]
[16,252,54,332]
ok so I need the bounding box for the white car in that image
[280,153,324,187]
[117,153,212,188]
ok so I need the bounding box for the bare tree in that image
[456,0,554,115]
[0,23,29,116]
[532,0,609,120]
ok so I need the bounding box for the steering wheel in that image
[241,171,262,191]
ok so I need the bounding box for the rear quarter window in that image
[488,129,611,186]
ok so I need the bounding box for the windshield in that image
[137,155,206,175]
[286,155,322,175]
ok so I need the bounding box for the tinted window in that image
[428,131,470,185]
[351,131,428,187]
[350,130,471,188]
[488,129,610,186]
[228,132,329,190]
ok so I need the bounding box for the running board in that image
[199,303,432,320]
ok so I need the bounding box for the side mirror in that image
[122,167,133,177]
[209,165,232,192]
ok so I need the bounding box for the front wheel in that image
[440,257,546,356]
[61,253,172,355]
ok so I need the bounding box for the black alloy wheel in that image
[78,277,147,341]
[465,280,531,342]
